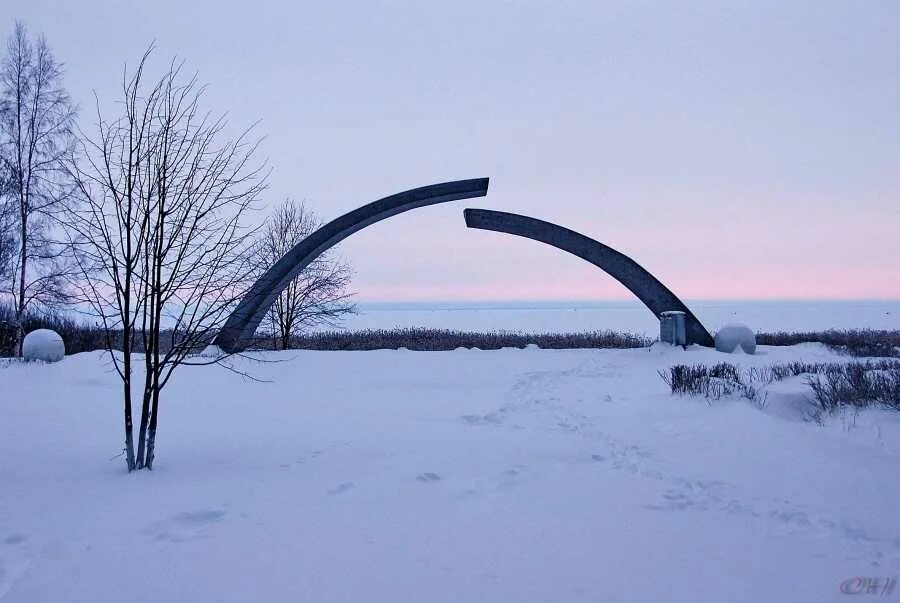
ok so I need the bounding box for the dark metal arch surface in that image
[215,178,489,352]
[464,208,714,346]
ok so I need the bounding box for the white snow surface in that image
[715,323,757,354]
[1,345,899,602]
[21,329,65,363]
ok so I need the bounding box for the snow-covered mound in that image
[0,344,897,602]
[21,329,65,363]
[197,345,225,359]
[715,323,756,354]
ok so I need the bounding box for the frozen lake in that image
[338,300,900,335]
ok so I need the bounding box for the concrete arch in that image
[215,178,489,352]
[463,208,714,346]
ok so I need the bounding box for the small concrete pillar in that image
[659,311,687,346]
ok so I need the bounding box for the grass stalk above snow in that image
[660,360,900,415]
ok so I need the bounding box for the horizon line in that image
[354,297,900,305]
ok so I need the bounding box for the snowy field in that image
[2,343,899,602]
[343,299,900,335]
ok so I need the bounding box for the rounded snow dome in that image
[22,329,65,363]
[715,323,756,355]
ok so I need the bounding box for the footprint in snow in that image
[417,472,441,482]
[292,450,325,465]
[0,534,31,598]
[328,482,355,495]
[172,509,226,525]
[4,534,25,545]
[497,465,531,490]
[147,509,226,543]
[461,413,502,426]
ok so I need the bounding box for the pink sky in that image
[6,1,899,301]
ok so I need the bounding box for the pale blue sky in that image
[4,1,899,300]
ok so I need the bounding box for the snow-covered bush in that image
[756,329,900,357]
[661,359,900,414]
[659,363,760,403]
[715,323,756,354]
[807,362,900,413]
[197,345,225,359]
[22,329,65,362]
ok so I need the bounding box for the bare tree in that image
[0,22,77,354]
[0,162,15,285]
[66,47,267,471]
[254,199,354,350]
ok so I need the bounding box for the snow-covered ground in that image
[1,344,899,602]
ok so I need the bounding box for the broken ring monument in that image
[217,179,714,351]
[463,208,714,346]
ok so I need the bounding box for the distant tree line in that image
[3,310,899,359]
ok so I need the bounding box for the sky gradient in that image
[4,1,899,301]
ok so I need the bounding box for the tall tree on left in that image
[0,161,16,288]
[0,22,77,355]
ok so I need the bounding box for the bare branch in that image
[251,199,355,350]
[66,45,267,471]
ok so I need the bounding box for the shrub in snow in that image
[715,323,756,355]
[659,362,761,403]
[661,359,900,414]
[22,329,65,362]
[277,328,651,351]
[807,361,900,413]
[756,329,900,358]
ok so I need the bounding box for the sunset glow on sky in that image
[6,1,898,301]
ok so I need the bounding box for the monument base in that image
[659,311,687,346]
